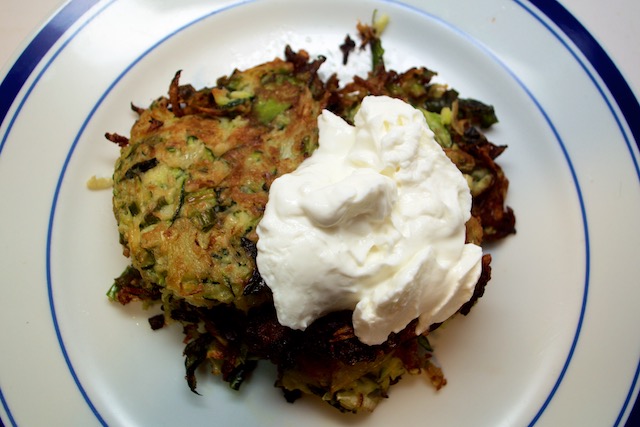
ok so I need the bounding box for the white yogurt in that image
[256,95,482,345]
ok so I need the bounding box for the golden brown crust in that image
[112,51,329,310]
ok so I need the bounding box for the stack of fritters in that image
[108,39,514,413]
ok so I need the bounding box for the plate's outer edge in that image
[525,0,640,185]
[0,0,102,149]
[0,2,105,425]
[515,3,640,425]
[0,0,639,426]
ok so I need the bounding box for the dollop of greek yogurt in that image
[256,95,482,345]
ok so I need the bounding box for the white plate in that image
[1,0,639,425]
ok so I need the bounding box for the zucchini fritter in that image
[108,30,514,413]
[112,48,328,311]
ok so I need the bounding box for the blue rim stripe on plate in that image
[0,1,637,426]
[39,2,117,425]
[514,2,640,424]
[0,0,101,155]
[0,1,114,425]
[0,388,16,427]
[529,0,640,157]
[522,0,640,181]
